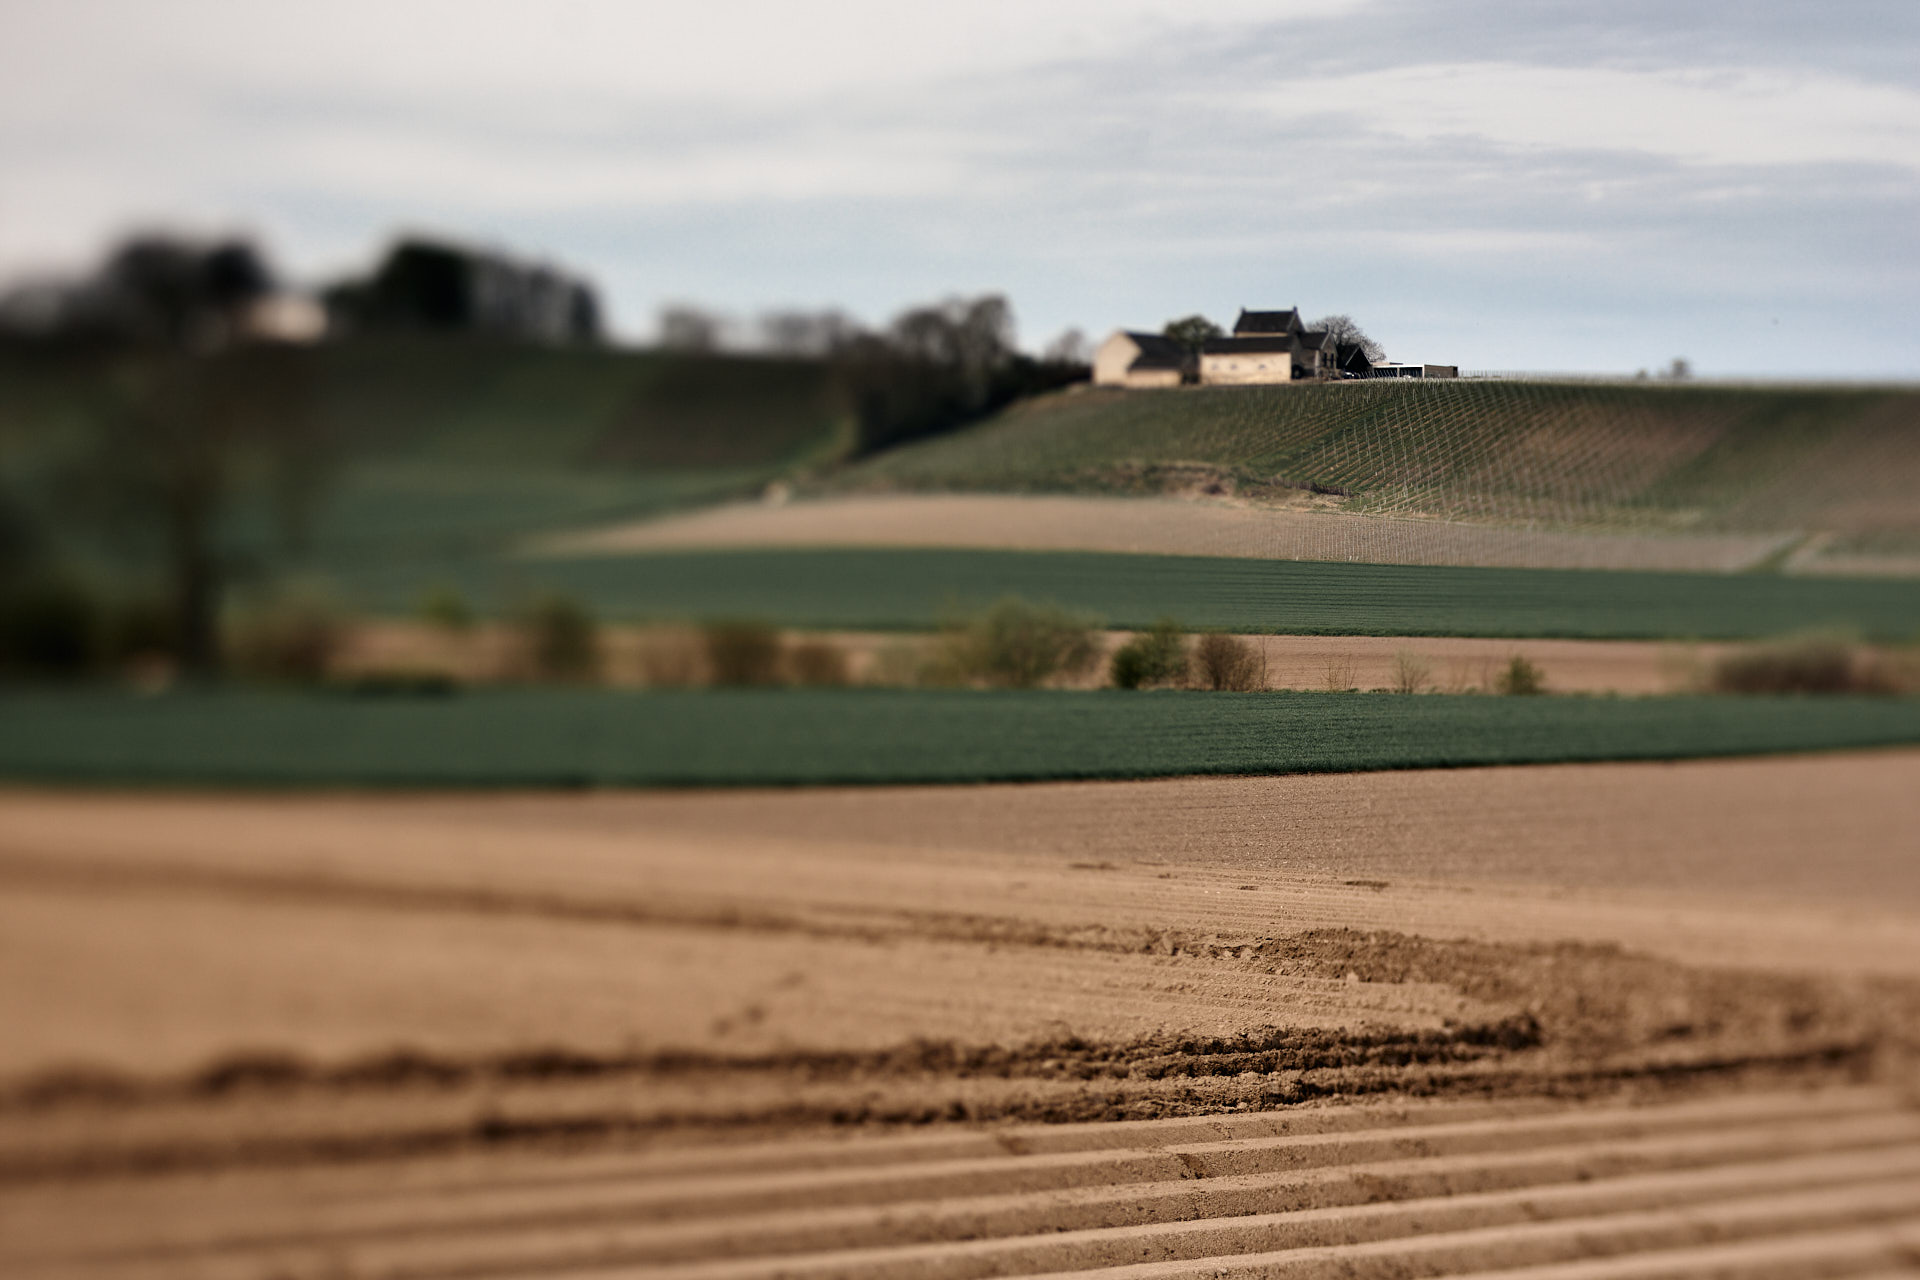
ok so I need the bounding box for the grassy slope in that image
[377,548,1920,640]
[838,382,1920,547]
[0,340,845,590]
[2,687,1915,787]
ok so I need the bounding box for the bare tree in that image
[657,304,724,352]
[1042,328,1091,365]
[758,308,861,356]
[1311,314,1384,361]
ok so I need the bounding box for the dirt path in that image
[531,492,1792,573]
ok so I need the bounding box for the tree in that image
[757,309,860,356]
[658,304,724,352]
[1311,314,1384,362]
[92,342,321,675]
[1162,315,1223,353]
[1042,328,1091,365]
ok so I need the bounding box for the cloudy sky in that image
[3,0,1917,375]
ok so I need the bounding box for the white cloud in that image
[1254,62,1920,171]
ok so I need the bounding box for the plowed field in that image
[3,753,1917,1276]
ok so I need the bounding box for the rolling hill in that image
[832,381,1920,572]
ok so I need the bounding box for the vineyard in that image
[839,381,1920,570]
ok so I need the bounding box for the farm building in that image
[1369,362,1460,379]
[1198,307,1340,385]
[1098,305,1451,388]
[1092,330,1194,387]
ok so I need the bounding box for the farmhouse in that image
[1091,330,1194,388]
[1095,304,1455,388]
[1199,308,1344,385]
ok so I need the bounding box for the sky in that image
[2,0,1917,376]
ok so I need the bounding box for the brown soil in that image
[530,493,1794,572]
[335,621,1729,696]
[3,757,1916,1274]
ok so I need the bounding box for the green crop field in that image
[1,687,1915,788]
[0,340,846,586]
[346,548,1920,641]
[839,381,1920,557]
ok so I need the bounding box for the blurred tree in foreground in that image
[2,232,332,677]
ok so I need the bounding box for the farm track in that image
[5,1089,1919,1278]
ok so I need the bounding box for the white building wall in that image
[1092,332,1144,386]
[1200,354,1294,386]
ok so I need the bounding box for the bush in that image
[1110,618,1188,689]
[1390,649,1431,695]
[786,637,851,687]
[1709,633,1891,694]
[931,596,1099,688]
[517,593,600,682]
[0,573,104,677]
[231,587,347,683]
[705,620,784,686]
[1497,654,1546,696]
[418,584,474,632]
[1193,632,1264,691]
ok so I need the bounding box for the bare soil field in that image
[3,754,1918,1276]
[532,493,1795,573]
[335,620,1731,694]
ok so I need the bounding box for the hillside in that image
[0,339,846,586]
[834,381,1920,572]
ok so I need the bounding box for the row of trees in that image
[659,295,1089,456]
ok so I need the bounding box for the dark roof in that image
[1233,308,1302,336]
[1122,331,1190,369]
[1202,335,1297,355]
[1298,330,1333,349]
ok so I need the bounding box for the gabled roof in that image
[1121,330,1190,369]
[1202,335,1297,355]
[1298,330,1334,350]
[1234,308,1303,336]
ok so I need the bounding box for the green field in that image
[840,381,1920,552]
[1,687,1915,787]
[346,548,1920,640]
[0,340,845,585]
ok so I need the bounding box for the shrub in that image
[418,585,474,632]
[1497,654,1546,696]
[1193,632,1264,691]
[1110,618,1188,689]
[786,637,851,687]
[516,593,600,682]
[1322,654,1358,692]
[1390,649,1432,695]
[1709,633,1892,695]
[705,620,784,686]
[931,596,1099,688]
[0,572,104,677]
[231,587,347,683]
